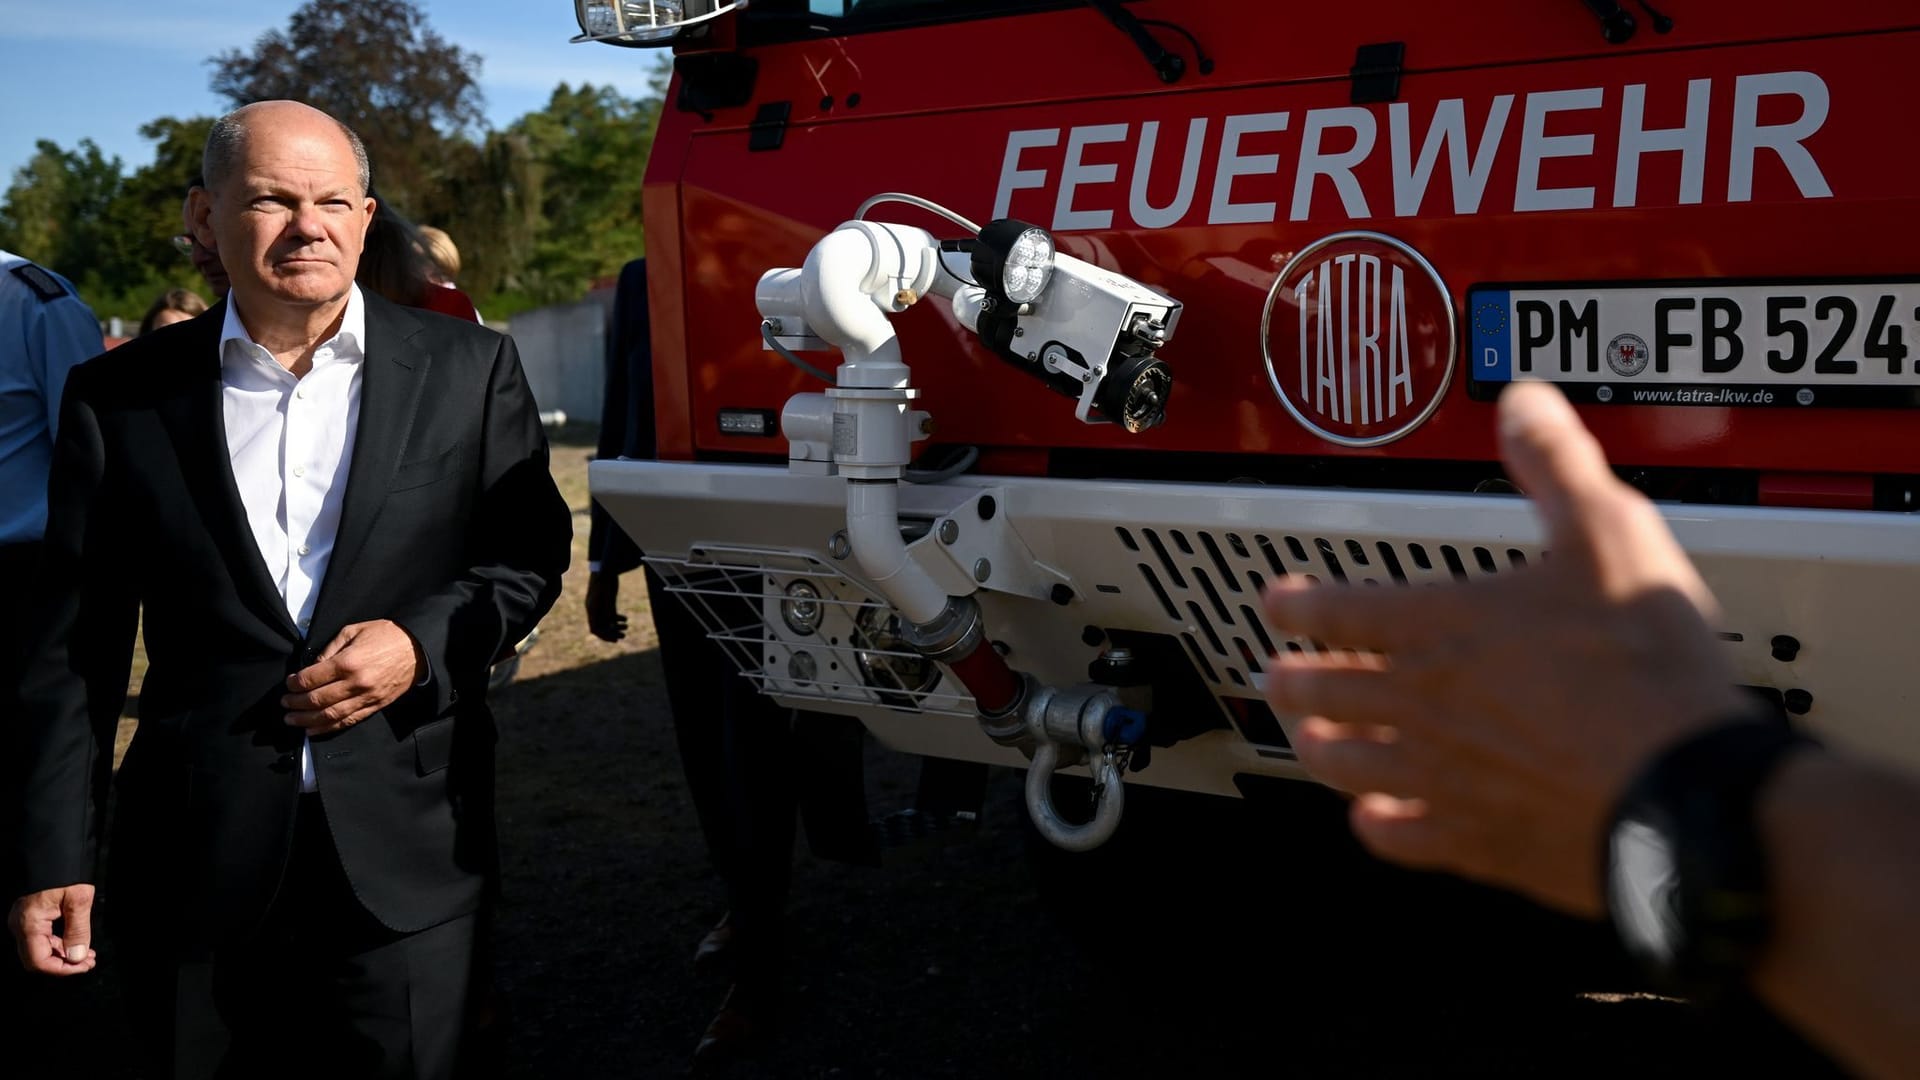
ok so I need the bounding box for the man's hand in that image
[283,619,426,734]
[10,885,97,976]
[1261,383,1745,917]
[586,571,628,643]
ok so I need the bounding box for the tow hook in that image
[1022,683,1148,852]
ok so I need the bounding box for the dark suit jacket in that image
[587,258,652,578]
[12,293,571,955]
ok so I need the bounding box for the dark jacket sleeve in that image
[389,335,571,715]
[587,289,632,573]
[587,257,650,577]
[13,366,139,895]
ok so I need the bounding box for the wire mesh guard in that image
[644,546,978,717]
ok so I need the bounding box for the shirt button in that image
[293,465,307,478]
[296,386,308,399]
[298,544,312,556]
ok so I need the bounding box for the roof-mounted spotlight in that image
[571,0,743,47]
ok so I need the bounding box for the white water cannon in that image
[753,194,1180,850]
[756,198,1181,445]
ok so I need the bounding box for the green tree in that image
[0,143,71,260]
[0,141,122,274]
[0,139,126,287]
[504,82,660,306]
[0,121,221,322]
[108,116,218,290]
[456,60,667,313]
[0,8,670,322]
[206,0,483,216]
[432,130,540,310]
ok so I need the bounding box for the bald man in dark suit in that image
[9,101,569,1079]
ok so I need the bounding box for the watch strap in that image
[1606,712,1819,998]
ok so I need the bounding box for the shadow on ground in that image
[1,645,1844,1079]
[483,649,1841,1079]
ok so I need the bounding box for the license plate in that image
[1468,280,1920,407]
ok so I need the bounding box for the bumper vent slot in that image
[1202,532,1243,591]
[1124,527,1549,703]
[1194,567,1235,624]
[1182,632,1220,683]
[1143,529,1188,588]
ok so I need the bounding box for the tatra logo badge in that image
[1261,232,1457,447]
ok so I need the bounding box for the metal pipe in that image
[845,480,948,625]
[944,643,1022,718]
[801,226,904,378]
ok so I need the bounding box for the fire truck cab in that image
[579,0,1920,847]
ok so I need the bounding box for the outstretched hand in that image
[1262,382,1744,916]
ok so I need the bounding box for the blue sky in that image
[0,0,669,182]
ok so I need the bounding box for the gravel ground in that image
[3,425,1845,1078]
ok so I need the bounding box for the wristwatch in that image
[1602,712,1818,999]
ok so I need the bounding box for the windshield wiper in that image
[1581,0,1638,42]
[1579,0,1674,42]
[1139,18,1215,76]
[1086,0,1184,83]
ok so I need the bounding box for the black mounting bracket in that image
[748,101,791,152]
[675,52,759,116]
[1349,41,1406,105]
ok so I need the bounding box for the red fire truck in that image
[577,0,1920,849]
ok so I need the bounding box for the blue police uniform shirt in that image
[0,250,103,546]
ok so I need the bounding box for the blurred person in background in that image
[589,257,879,1070]
[173,177,230,300]
[138,288,208,336]
[357,200,480,324]
[0,246,103,839]
[0,247,102,1035]
[587,258,796,1068]
[416,224,461,287]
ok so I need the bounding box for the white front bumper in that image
[594,460,1920,796]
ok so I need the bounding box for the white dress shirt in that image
[220,286,365,793]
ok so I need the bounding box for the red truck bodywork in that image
[642,2,1920,489]
[589,2,1920,798]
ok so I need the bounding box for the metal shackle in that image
[1024,741,1126,852]
[1022,683,1128,852]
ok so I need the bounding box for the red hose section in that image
[944,641,1022,714]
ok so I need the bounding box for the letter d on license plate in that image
[1468,280,1920,408]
